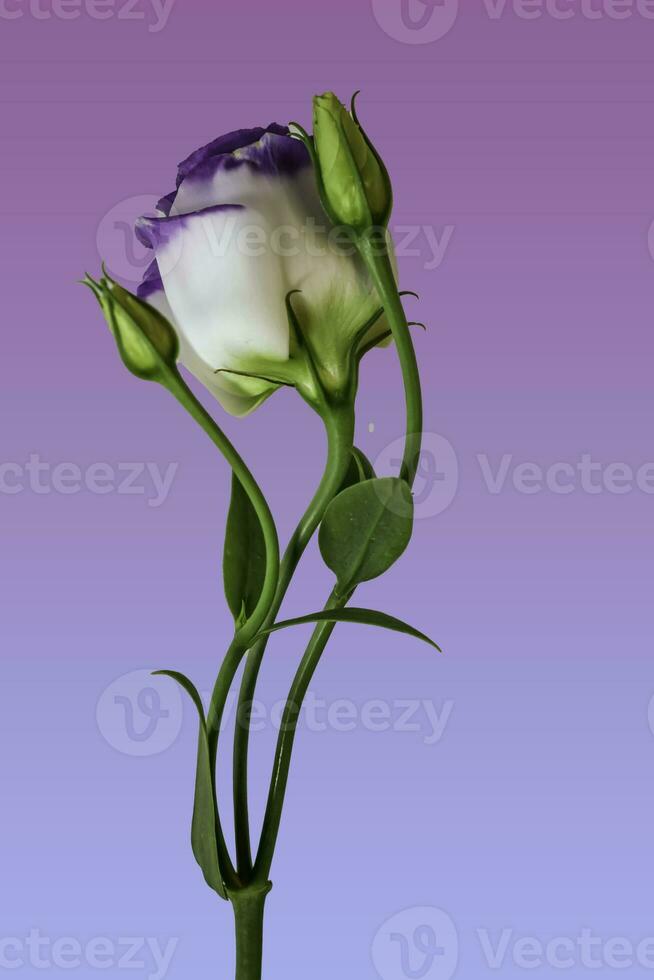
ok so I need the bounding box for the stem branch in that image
[254,587,347,879]
[232,401,355,877]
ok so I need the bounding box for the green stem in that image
[228,882,271,980]
[232,400,355,878]
[204,638,243,890]
[253,249,426,879]
[254,587,347,880]
[358,237,424,486]
[165,371,280,647]
[163,371,280,890]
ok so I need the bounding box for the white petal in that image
[139,283,265,415]
[137,204,289,414]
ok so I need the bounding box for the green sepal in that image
[153,670,228,900]
[214,358,301,390]
[319,477,414,592]
[212,292,320,401]
[223,474,268,629]
[350,90,393,228]
[252,607,440,651]
[352,306,385,351]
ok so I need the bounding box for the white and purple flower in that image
[135,124,391,415]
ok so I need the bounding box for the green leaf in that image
[253,607,440,651]
[223,474,267,627]
[319,477,414,591]
[153,670,227,900]
[339,447,376,493]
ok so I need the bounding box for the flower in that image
[311,92,392,235]
[135,123,392,416]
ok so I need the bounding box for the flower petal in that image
[172,130,311,217]
[136,203,289,415]
[175,124,305,188]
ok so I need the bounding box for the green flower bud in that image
[84,272,179,384]
[310,92,393,235]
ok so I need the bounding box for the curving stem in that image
[253,586,346,880]
[162,371,281,891]
[232,398,355,876]
[358,233,424,486]
[165,371,280,647]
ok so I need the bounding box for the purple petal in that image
[178,125,310,187]
[176,124,286,185]
[137,258,164,300]
[135,203,245,251]
[156,190,177,216]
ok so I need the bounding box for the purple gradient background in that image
[2,1,654,977]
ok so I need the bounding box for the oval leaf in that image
[319,477,413,591]
[253,607,440,651]
[223,474,267,627]
[153,670,227,900]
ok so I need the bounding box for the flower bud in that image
[84,272,179,384]
[311,92,392,235]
